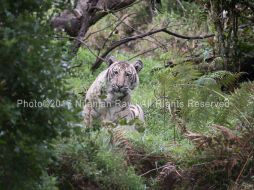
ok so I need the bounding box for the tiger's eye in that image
[125,69,132,75]
[114,70,118,75]
[126,72,131,77]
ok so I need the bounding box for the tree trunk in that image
[51,0,137,53]
[209,0,239,71]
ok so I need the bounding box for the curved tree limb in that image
[91,28,215,70]
[162,29,215,40]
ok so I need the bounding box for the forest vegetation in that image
[1,0,254,189]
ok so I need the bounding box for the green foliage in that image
[156,63,252,130]
[1,0,254,189]
[156,63,254,188]
[34,172,58,190]
[51,130,145,190]
[66,48,104,96]
[229,82,254,126]
[0,1,72,189]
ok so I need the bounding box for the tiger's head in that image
[105,56,143,96]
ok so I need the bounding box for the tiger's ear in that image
[105,56,116,67]
[133,60,143,73]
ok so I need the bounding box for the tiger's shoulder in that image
[85,70,108,102]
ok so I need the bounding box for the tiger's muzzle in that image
[112,84,129,94]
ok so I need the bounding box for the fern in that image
[202,71,245,91]
[157,63,254,132]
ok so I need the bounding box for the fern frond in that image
[156,162,181,189]
[112,127,137,162]
[203,71,245,89]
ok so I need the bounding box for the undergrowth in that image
[50,1,254,188]
[52,46,254,189]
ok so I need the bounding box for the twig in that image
[235,148,253,184]
[139,164,167,177]
[56,35,106,63]
[110,0,143,13]
[84,23,115,41]
[128,46,159,61]
[76,37,107,62]
[176,0,186,11]
[112,13,168,50]
[101,13,136,51]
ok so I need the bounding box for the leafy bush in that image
[51,129,145,190]
[0,1,71,189]
[34,172,58,190]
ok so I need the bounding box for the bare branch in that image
[101,13,136,51]
[162,29,215,40]
[74,37,107,62]
[91,28,215,70]
[139,164,167,177]
[91,28,166,70]
[84,23,115,41]
[128,47,159,61]
[112,13,168,50]
[56,35,106,63]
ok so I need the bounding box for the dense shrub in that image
[51,130,145,190]
[0,1,70,189]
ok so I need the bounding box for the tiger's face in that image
[106,57,143,96]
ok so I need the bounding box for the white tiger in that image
[83,56,144,128]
